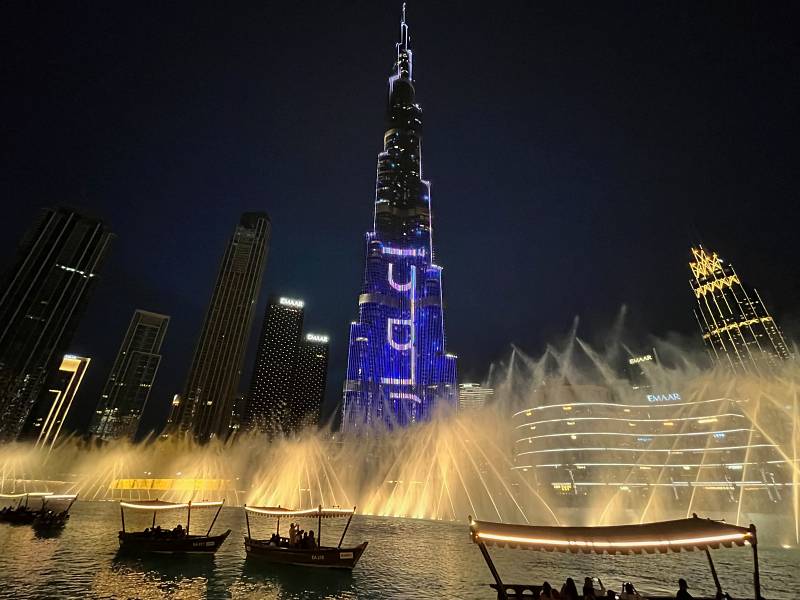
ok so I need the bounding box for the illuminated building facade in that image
[458,383,494,411]
[341,7,457,431]
[90,309,170,440]
[244,296,305,433]
[24,355,90,451]
[690,246,791,374]
[173,213,270,440]
[288,333,330,431]
[512,386,792,503]
[0,207,112,441]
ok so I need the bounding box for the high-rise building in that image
[90,309,170,440]
[288,333,330,431]
[689,245,791,374]
[173,212,270,440]
[24,354,90,451]
[458,383,494,411]
[341,7,458,431]
[244,296,305,433]
[0,207,113,441]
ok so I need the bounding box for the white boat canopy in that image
[244,505,355,518]
[0,492,53,499]
[470,515,755,555]
[119,499,223,511]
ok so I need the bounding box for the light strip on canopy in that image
[244,506,354,516]
[0,492,54,498]
[119,500,223,511]
[476,531,749,549]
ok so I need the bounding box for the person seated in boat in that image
[541,581,560,600]
[583,578,605,600]
[301,531,309,548]
[619,582,642,600]
[308,530,316,548]
[676,579,693,600]
[289,522,297,545]
[173,524,184,537]
[561,577,579,600]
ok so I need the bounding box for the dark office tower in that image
[690,246,792,374]
[0,207,113,441]
[90,309,170,440]
[174,213,270,441]
[25,355,90,451]
[244,296,305,433]
[288,333,330,431]
[341,7,458,431]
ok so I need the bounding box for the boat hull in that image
[118,530,231,554]
[0,510,40,525]
[244,538,368,569]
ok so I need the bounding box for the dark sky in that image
[2,2,799,434]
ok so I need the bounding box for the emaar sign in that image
[647,393,681,403]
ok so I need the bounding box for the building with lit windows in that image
[244,296,305,433]
[288,333,330,431]
[24,355,90,451]
[341,7,457,431]
[0,207,112,441]
[171,212,270,441]
[690,245,791,374]
[512,385,792,506]
[458,383,494,411]
[90,309,170,440]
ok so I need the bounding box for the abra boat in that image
[32,494,78,532]
[469,513,763,600]
[0,492,53,525]
[243,505,368,569]
[117,499,231,554]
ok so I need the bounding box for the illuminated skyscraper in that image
[24,354,90,451]
[173,213,270,440]
[0,207,112,441]
[244,296,305,433]
[288,333,330,431]
[341,7,458,431]
[90,309,170,440]
[690,245,791,374]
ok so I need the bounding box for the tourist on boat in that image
[561,577,579,600]
[676,579,693,600]
[289,522,297,545]
[584,577,605,600]
[620,582,642,600]
[541,581,559,600]
[308,530,316,548]
[173,524,184,537]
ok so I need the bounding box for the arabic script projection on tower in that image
[341,7,457,431]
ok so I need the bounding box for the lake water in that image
[0,502,796,599]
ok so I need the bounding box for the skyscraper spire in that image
[395,3,412,81]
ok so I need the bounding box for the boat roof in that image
[119,499,224,511]
[469,515,755,554]
[244,505,355,518]
[0,492,53,499]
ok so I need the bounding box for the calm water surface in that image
[0,502,796,599]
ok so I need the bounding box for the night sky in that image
[2,2,799,435]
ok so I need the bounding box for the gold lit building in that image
[689,246,791,374]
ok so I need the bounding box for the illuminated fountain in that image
[0,321,797,545]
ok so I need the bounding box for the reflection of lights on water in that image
[782,544,792,549]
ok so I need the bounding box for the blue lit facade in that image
[341,8,457,431]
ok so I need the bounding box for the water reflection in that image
[235,560,356,600]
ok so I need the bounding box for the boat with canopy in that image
[117,499,230,554]
[469,514,762,600]
[0,492,54,524]
[243,505,368,569]
[32,494,78,532]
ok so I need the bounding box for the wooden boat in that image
[0,492,53,525]
[32,494,78,532]
[117,499,231,554]
[243,505,368,569]
[469,513,764,600]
